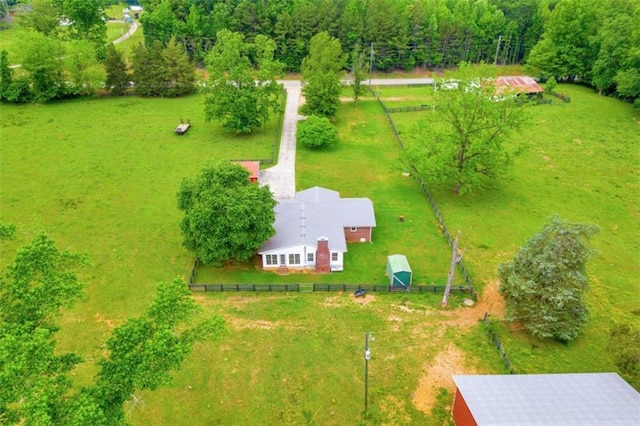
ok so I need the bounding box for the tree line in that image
[140,0,547,71]
[1,0,638,106]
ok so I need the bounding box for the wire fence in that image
[483,312,515,374]
[384,104,432,113]
[189,260,473,294]
[370,86,478,300]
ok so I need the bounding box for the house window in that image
[331,252,338,262]
[265,254,278,266]
[307,253,314,262]
[289,253,301,265]
[279,254,286,265]
[350,227,358,232]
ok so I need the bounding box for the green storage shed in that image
[386,254,412,288]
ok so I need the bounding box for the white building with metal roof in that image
[258,187,376,272]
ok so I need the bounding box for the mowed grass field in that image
[1,82,639,424]
[388,83,640,374]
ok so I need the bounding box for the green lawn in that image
[1,83,638,424]
[387,83,640,374]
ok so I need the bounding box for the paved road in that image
[111,20,139,45]
[259,78,435,200]
[9,20,139,69]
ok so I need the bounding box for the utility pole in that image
[368,43,374,86]
[442,231,464,307]
[494,35,502,65]
[364,331,373,416]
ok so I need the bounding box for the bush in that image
[545,76,557,93]
[297,115,338,149]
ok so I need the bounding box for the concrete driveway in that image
[259,78,434,200]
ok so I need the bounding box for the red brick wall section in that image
[452,388,477,426]
[315,238,330,273]
[343,227,372,243]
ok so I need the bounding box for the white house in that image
[258,187,376,273]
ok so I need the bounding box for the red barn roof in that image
[495,76,543,95]
[234,161,260,183]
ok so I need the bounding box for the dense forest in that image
[140,0,549,71]
[1,0,639,105]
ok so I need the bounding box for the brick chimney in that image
[315,237,330,273]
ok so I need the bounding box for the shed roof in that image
[453,373,640,426]
[387,254,411,273]
[495,76,543,94]
[259,187,375,254]
[233,161,260,181]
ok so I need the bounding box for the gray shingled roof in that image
[453,373,640,426]
[259,187,376,253]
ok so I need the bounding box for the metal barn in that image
[386,254,412,288]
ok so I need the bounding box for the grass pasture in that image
[1,82,639,424]
[385,83,640,375]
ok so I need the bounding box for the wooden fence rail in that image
[483,312,515,374]
[188,281,473,294]
[370,87,478,299]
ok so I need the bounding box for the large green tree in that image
[61,0,107,49]
[15,0,61,36]
[177,161,276,265]
[526,0,598,81]
[19,30,66,102]
[204,30,283,134]
[131,38,194,97]
[408,62,528,194]
[498,217,599,342]
[65,39,105,96]
[301,31,345,118]
[0,230,225,424]
[103,43,129,95]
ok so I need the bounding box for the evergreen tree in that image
[498,217,599,342]
[104,44,129,96]
[162,37,196,97]
[204,30,283,133]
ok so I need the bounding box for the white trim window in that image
[265,254,278,266]
[331,252,338,262]
[289,253,301,265]
[307,253,314,262]
[350,227,358,232]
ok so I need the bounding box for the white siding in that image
[261,245,323,269]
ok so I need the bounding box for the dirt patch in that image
[94,312,115,329]
[439,279,504,327]
[225,316,300,331]
[352,293,376,305]
[411,280,504,413]
[412,343,477,414]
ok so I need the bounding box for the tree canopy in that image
[527,0,640,105]
[177,161,277,265]
[203,30,283,134]
[0,230,226,424]
[131,38,195,97]
[301,31,345,118]
[407,62,528,194]
[296,115,338,149]
[498,217,599,342]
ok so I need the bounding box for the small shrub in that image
[297,115,338,149]
[545,76,557,93]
